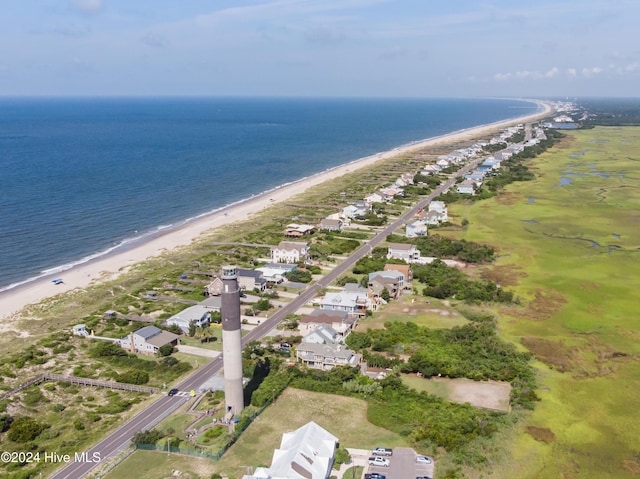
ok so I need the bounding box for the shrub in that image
[90,342,127,358]
[114,370,149,385]
[205,426,226,439]
[132,429,165,445]
[8,417,46,443]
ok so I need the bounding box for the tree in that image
[131,429,164,445]
[285,269,312,283]
[157,344,174,357]
[188,321,196,337]
[254,298,272,311]
[381,287,391,302]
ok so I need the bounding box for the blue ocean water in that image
[0,97,538,291]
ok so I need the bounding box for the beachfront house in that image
[243,422,338,479]
[118,325,179,354]
[270,241,310,264]
[343,201,371,219]
[421,164,440,175]
[387,243,421,262]
[284,224,314,238]
[364,191,384,204]
[406,220,427,238]
[320,218,343,232]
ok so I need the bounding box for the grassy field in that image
[214,387,409,473]
[360,296,468,330]
[103,450,219,479]
[104,387,408,479]
[450,127,640,478]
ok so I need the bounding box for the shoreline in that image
[0,99,552,323]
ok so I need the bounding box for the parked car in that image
[365,474,387,479]
[416,476,432,479]
[372,447,393,456]
[416,456,432,464]
[280,342,292,348]
[368,457,390,467]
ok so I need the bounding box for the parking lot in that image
[364,447,435,479]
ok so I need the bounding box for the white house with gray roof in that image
[271,241,310,264]
[387,243,420,262]
[319,289,370,317]
[245,421,338,479]
[118,325,179,354]
[296,342,360,370]
[302,324,342,345]
[165,305,212,334]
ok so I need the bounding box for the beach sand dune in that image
[0,101,552,323]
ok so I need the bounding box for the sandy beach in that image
[0,100,552,324]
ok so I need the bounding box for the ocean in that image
[0,97,538,291]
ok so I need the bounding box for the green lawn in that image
[214,387,409,474]
[103,387,406,479]
[103,450,218,479]
[359,296,468,330]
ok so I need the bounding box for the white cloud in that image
[567,68,577,78]
[72,0,103,14]
[626,62,639,72]
[494,69,554,81]
[582,66,602,77]
[545,67,559,78]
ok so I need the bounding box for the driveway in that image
[176,345,221,358]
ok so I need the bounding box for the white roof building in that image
[428,201,448,222]
[247,422,338,479]
[166,305,213,334]
[406,220,427,238]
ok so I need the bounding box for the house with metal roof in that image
[246,422,338,479]
[165,305,212,334]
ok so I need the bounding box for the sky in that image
[1,0,639,97]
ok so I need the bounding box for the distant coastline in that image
[0,98,550,322]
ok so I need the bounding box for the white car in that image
[416,455,432,464]
[368,457,390,467]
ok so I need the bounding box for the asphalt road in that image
[49,158,479,479]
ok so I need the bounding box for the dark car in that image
[416,477,432,479]
[365,474,387,479]
[280,342,292,348]
[168,388,179,396]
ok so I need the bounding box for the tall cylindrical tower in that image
[221,265,244,416]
